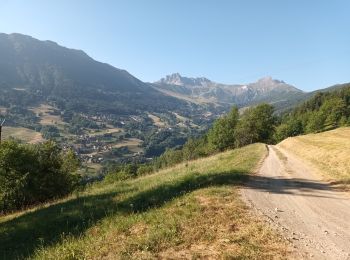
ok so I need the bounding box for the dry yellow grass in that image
[30,104,65,126]
[88,128,122,136]
[112,138,143,153]
[173,112,199,128]
[30,104,54,114]
[278,127,350,186]
[0,106,7,114]
[147,113,166,127]
[2,126,44,143]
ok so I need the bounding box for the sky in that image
[0,0,349,91]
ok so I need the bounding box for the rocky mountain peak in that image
[256,76,285,85]
[157,73,212,87]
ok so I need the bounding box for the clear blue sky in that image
[0,0,349,91]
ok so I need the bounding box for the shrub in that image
[0,140,80,213]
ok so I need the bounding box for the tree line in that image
[275,85,350,141]
[152,103,276,170]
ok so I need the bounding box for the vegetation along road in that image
[242,145,350,259]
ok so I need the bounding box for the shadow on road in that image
[245,174,343,199]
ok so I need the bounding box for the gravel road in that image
[242,145,350,259]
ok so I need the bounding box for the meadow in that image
[0,143,289,259]
[278,127,350,188]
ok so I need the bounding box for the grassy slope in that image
[278,127,350,186]
[0,143,289,259]
[2,126,44,144]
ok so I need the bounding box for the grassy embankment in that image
[0,143,289,259]
[278,127,350,188]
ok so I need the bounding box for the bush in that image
[0,140,80,213]
[274,118,303,142]
[103,163,144,183]
[136,165,154,176]
[40,125,60,139]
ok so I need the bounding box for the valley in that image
[1,101,205,181]
[0,30,349,260]
[0,33,315,181]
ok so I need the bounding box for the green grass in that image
[0,143,289,259]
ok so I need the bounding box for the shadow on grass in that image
[0,170,247,259]
[2,168,345,259]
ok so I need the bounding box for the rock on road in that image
[241,145,350,259]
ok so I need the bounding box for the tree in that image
[0,140,80,212]
[306,111,325,133]
[320,97,346,128]
[274,118,303,142]
[234,104,276,147]
[207,107,239,151]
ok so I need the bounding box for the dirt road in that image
[241,145,350,259]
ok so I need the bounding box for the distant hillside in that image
[275,84,350,141]
[313,82,350,94]
[153,73,306,111]
[0,33,186,115]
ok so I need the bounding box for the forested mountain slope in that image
[0,33,187,115]
[275,84,350,141]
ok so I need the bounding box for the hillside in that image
[153,73,306,111]
[0,33,189,115]
[278,127,350,188]
[0,144,290,259]
[0,33,216,168]
[275,85,350,141]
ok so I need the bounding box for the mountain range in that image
[0,33,348,117]
[153,73,307,111]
